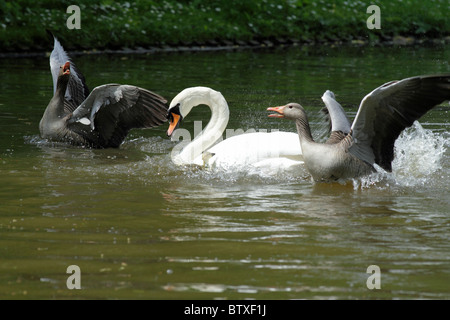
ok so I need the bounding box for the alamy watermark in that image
[59,3,384,294]
[66,5,81,30]
[64,4,381,31]
[366,5,381,30]
[169,120,282,164]
[366,265,381,289]
[66,265,81,289]
[64,264,381,291]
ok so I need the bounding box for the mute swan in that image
[166,86,302,170]
[40,36,168,148]
[268,74,450,182]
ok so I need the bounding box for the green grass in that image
[1,0,449,51]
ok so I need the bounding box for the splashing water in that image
[200,121,448,189]
[26,120,448,190]
[392,121,448,186]
[356,121,448,189]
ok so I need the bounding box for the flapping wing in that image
[69,84,168,147]
[349,74,450,171]
[321,90,351,144]
[50,35,89,110]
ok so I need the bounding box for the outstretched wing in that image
[69,84,168,148]
[321,90,351,144]
[50,35,89,111]
[349,74,450,171]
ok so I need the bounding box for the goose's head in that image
[267,103,306,120]
[166,86,224,137]
[57,61,71,87]
[60,61,71,76]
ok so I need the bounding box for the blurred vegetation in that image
[0,0,449,52]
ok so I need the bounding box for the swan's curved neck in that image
[175,90,230,165]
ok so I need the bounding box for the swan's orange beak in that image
[167,113,181,137]
[63,61,71,75]
[267,106,285,118]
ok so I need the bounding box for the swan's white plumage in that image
[168,87,303,172]
[201,131,302,170]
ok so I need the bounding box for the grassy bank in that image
[1,0,449,52]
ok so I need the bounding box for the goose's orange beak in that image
[267,106,285,118]
[63,61,71,75]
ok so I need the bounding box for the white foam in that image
[354,121,448,190]
[392,121,447,187]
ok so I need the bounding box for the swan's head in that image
[267,103,306,120]
[167,102,182,137]
[166,86,225,137]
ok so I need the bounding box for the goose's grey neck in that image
[43,77,68,124]
[295,116,314,143]
[56,79,67,100]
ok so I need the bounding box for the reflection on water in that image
[0,44,449,299]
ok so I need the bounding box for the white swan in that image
[166,87,302,171]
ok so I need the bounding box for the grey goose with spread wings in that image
[40,36,168,148]
[268,74,450,182]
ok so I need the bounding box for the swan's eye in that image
[167,103,181,121]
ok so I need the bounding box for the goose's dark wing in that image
[50,36,89,111]
[321,90,351,144]
[68,84,168,148]
[349,74,450,171]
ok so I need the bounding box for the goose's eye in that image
[289,105,293,109]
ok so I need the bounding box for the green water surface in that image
[0,44,449,299]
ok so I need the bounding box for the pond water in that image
[0,44,449,299]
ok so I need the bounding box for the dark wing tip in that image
[373,73,450,170]
[46,29,55,41]
[137,89,169,127]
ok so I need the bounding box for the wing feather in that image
[349,74,450,171]
[50,35,89,110]
[321,90,351,144]
[69,84,168,148]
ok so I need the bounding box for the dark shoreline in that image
[2,35,449,59]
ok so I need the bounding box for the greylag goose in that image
[268,74,450,182]
[40,36,168,148]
